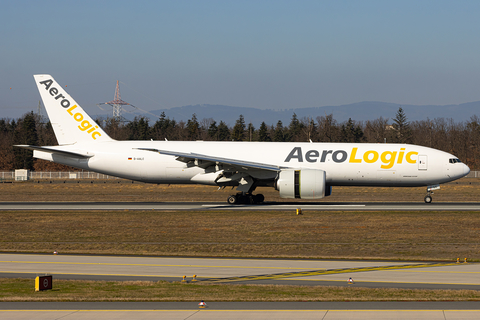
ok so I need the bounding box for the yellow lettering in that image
[380,151,397,169]
[349,147,362,163]
[363,150,379,163]
[78,120,92,131]
[406,151,418,164]
[67,105,77,115]
[87,125,98,133]
[74,113,83,122]
[92,131,101,140]
[397,148,405,164]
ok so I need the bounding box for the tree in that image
[288,113,304,142]
[207,120,218,140]
[317,114,338,142]
[340,118,364,143]
[258,121,271,142]
[273,120,286,142]
[217,121,230,141]
[301,117,317,142]
[231,115,246,141]
[0,119,16,170]
[186,114,200,140]
[392,107,413,143]
[152,112,176,140]
[364,117,389,143]
[247,123,255,141]
[103,117,128,140]
[13,112,38,170]
[127,116,150,140]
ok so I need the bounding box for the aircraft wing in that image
[14,145,93,159]
[136,148,281,172]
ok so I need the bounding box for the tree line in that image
[2,108,480,171]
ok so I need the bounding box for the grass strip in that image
[1,278,480,302]
[1,210,480,260]
[1,178,480,202]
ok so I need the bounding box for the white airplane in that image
[16,75,470,204]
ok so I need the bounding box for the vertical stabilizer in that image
[34,74,112,145]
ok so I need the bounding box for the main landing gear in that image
[227,193,265,205]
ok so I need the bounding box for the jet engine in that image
[275,169,330,199]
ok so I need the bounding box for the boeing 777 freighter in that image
[16,75,470,204]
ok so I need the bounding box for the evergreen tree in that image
[217,121,230,141]
[247,123,255,141]
[152,112,176,140]
[13,112,38,170]
[392,107,413,143]
[288,113,304,141]
[273,120,286,142]
[341,118,364,143]
[258,121,271,141]
[207,120,218,140]
[231,115,246,141]
[127,116,150,140]
[186,114,200,140]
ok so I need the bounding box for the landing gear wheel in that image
[227,195,238,205]
[424,195,432,203]
[254,194,265,203]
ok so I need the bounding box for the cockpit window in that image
[449,158,462,164]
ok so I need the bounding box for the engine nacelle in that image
[276,169,329,199]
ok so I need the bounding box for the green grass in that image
[2,278,480,302]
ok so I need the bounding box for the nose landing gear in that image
[424,184,440,203]
[424,194,432,203]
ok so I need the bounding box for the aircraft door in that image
[418,155,427,170]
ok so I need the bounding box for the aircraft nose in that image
[464,164,471,176]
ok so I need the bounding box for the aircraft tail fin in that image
[34,74,112,145]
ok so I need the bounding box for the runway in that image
[2,201,480,211]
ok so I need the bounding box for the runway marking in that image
[0,271,193,278]
[0,260,315,270]
[278,278,480,286]
[202,262,460,283]
[387,269,480,274]
[202,204,366,208]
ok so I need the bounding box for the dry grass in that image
[1,210,480,260]
[1,278,480,302]
[1,177,479,202]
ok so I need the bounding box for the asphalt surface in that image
[2,254,479,290]
[2,302,480,319]
[1,201,480,211]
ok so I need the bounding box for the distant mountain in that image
[143,101,480,127]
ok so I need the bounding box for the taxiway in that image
[1,254,479,290]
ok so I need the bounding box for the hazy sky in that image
[2,0,480,118]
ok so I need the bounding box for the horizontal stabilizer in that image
[15,145,93,159]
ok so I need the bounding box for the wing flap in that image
[136,148,280,172]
